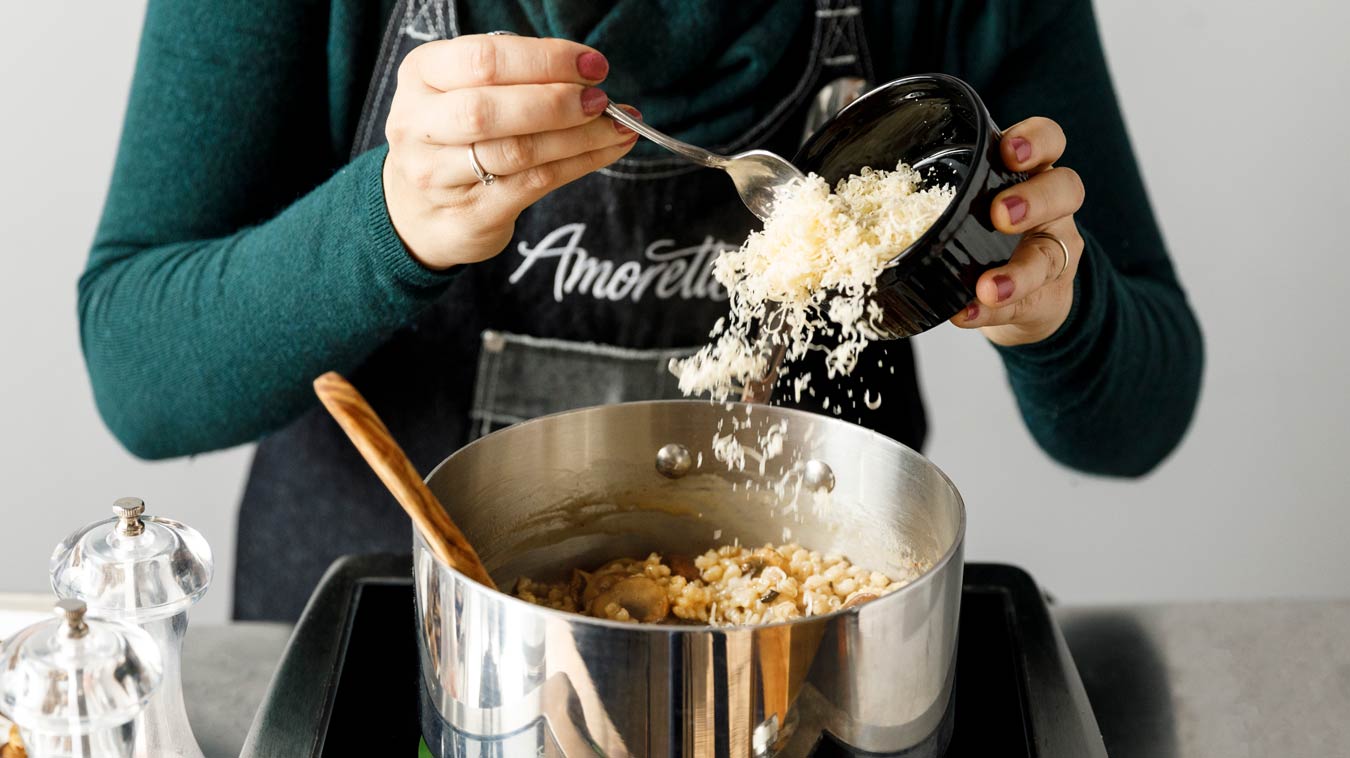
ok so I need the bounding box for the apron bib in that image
[233,0,926,622]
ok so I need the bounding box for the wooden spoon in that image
[313,372,497,590]
[740,340,788,404]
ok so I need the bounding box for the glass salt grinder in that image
[49,498,212,758]
[0,599,163,757]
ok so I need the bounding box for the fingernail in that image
[965,304,980,322]
[577,52,608,81]
[1002,196,1027,225]
[614,105,641,133]
[581,87,608,115]
[1010,136,1032,163]
[994,275,1015,302]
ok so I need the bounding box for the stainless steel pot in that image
[414,401,965,757]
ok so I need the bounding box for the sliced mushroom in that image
[841,591,880,609]
[594,558,640,575]
[666,553,701,582]
[568,569,589,605]
[587,576,670,623]
[741,547,787,577]
[579,571,627,609]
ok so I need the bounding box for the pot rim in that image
[420,399,967,634]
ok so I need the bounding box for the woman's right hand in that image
[382,35,639,271]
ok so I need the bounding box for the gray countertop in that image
[183,622,293,758]
[1056,599,1350,758]
[183,600,1350,758]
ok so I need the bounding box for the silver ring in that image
[1026,231,1070,280]
[467,143,495,186]
[487,30,517,36]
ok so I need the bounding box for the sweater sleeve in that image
[979,0,1204,476]
[79,0,455,460]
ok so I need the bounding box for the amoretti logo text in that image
[508,223,731,304]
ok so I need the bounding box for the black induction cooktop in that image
[239,555,1107,757]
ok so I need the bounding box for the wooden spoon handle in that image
[741,341,788,404]
[313,372,497,590]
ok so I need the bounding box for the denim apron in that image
[233,0,927,621]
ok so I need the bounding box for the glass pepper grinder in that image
[49,498,213,758]
[0,599,163,758]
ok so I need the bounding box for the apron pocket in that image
[469,329,699,439]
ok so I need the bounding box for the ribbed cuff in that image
[358,145,461,291]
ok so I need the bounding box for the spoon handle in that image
[740,340,788,405]
[313,372,498,590]
[606,103,726,169]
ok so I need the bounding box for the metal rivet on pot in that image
[803,459,835,492]
[655,443,693,479]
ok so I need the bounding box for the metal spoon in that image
[606,103,803,222]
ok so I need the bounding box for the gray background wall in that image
[1,1,1345,624]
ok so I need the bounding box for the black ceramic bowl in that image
[794,73,1025,339]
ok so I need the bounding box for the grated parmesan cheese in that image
[673,162,954,400]
[864,389,883,410]
[792,373,812,403]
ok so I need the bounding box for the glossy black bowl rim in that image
[793,72,994,271]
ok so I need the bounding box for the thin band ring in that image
[1025,230,1070,280]
[467,143,495,186]
[466,33,514,185]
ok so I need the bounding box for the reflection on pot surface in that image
[414,400,965,757]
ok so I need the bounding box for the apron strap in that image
[351,0,458,159]
[814,0,874,83]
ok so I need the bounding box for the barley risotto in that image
[514,541,931,626]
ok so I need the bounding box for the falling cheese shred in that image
[673,162,954,400]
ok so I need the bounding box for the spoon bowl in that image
[606,104,802,221]
[720,149,804,221]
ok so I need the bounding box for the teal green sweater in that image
[80,0,1202,476]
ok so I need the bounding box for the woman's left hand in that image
[951,117,1086,346]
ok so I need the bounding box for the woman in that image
[80,0,1202,621]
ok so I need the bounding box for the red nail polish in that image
[994,274,1015,302]
[577,52,608,81]
[965,304,979,321]
[613,105,641,133]
[1003,196,1027,225]
[1010,137,1032,163]
[581,87,608,115]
